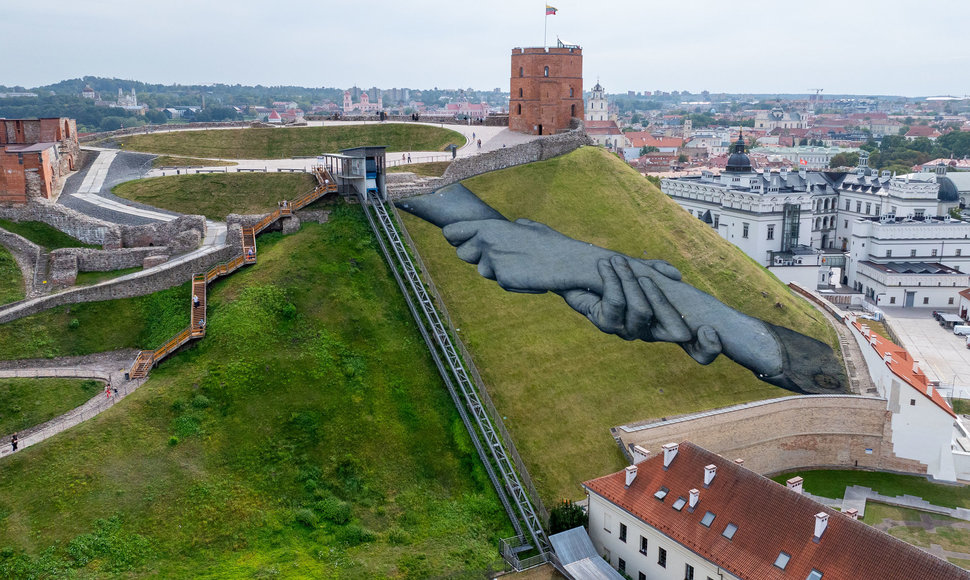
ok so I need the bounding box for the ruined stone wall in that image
[0,202,120,247]
[51,247,169,272]
[0,228,42,295]
[0,244,238,324]
[613,395,928,476]
[119,215,205,253]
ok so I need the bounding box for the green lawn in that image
[151,155,238,168]
[112,173,318,220]
[387,161,452,177]
[118,124,466,159]
[401,146,839,503]
[0,245,24,305]
[0,209,510,578]
[74,267,142,286]
[771,469,970,509]
[0,378,102,434]
[0,282,189,360]
[0,219,99,250]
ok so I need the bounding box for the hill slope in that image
[400,146,838,502]
[0,210,509,578]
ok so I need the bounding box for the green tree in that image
[677,153,689,163]
[144,110,168,124]
[639,145,659,156]
[829,152,860,169]
[549,500,588,534]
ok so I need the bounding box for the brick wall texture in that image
[509,47,584,135]
[0,118,80,203]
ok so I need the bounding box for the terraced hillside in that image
[0,210,510,578]
[400,146,839,503]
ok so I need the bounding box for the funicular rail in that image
[358,190,550,556]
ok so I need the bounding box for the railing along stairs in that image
[125,172,335,380]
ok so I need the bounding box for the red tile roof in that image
[584,442,968,580]
[960,288,970,301]
[852,320,956,418]
[625,131,683,149]
[906,126,942,138]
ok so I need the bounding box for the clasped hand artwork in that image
[398,183,846,395]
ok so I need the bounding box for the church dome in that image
[725,132,752,173]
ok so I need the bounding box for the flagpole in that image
[544,8,548,49]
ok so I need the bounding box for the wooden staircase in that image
[127,167,339,380]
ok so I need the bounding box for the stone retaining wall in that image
[0,229,42,296]
[120,214,204,253]
[0,244,238,324]
[613,395,927,476]
[51,247,169,272]
[389,127,593,198]
[0,202,120,247]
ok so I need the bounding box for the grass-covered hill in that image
[113,172,318,220]
[400,146,839,503]
[117,124,467,159]
[0,209,510,578]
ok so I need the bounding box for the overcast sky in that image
[3,0,968,97]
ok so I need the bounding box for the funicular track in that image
[358,190,550,558]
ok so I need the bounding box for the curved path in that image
[0,350,141,458]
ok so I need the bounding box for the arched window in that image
[63,120,70,138]
[543,66,549,77]
[815,218,821,229]
[569,87,574,98]
[519,67,524,77]
[517,104,521,115]
[518,88,523,98]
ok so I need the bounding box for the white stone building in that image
[586,82,611,122]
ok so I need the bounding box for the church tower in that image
[343,91,353,113]
[586,81,608,122]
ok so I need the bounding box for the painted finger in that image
[682,325,722,365]
[594,259,626,335]
[637,274,692,343]
[442,221,482,247]
[454,240,483,264]
[611,256,653,340]
[641,259,682,281]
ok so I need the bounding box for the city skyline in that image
[2,0,969,97]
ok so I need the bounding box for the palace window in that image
[767,225,775,240]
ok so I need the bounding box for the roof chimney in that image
[870,335,879,347]
[845,508,859,520]
[883,352,893,365]
[813,512,829,541]
[787,476,804,494]
[861,324,870,337]
[662,443,679,469]
[734,458,744,467]
[913,360,920,375]
[704,464,717,487]
[625,465,638,488]
[632,445,651,464]
[688,488,699,511]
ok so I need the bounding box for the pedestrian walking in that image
[472,132,476,140]
[407,153,411,163]
[11,432,17,452]
[199,318,206,330]
[112,386,119,397]
[105,385,111,399]
[193,294,200,308]
[477,138,482,149]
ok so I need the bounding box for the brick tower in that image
[509,45,583,135]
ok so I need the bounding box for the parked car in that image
[955,325,970,336]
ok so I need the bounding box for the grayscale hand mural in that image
[398,183,846,395]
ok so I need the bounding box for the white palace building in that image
[661,138,969,307]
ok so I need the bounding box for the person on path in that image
[248,247,255,259]
[477,138,482,149]
[193,294,200,308]
[199,318,206,330]
[407,154,411,163]
[472,132,476,140]
[105,385,111,399]
[113,386,119,397]
[11,432,17,452]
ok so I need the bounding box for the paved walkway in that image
[0,350,143,459]
[880,307,970,395]
[809,485,970,522]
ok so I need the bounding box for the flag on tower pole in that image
[544,5,558,48]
